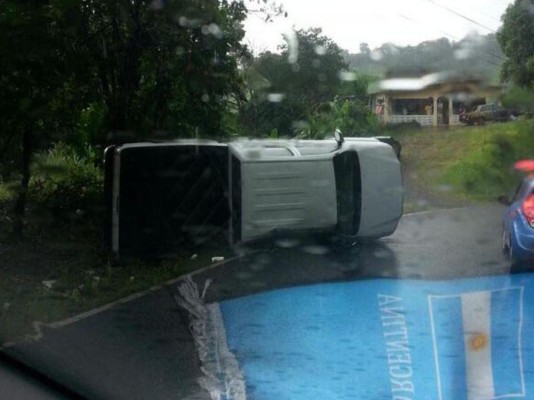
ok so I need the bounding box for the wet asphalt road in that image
[2,204,514,400]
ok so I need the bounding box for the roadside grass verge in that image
[442,120,534,201]
[396,126,483,212]
[0,143,234,344]
[0,219,233,344]
[393,120,534,212]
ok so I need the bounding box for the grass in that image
[442,120,534,200]
[0,184,15,202]
[393,120,534,212]
[0,216,233,344]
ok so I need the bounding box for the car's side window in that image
[513,180,534,202]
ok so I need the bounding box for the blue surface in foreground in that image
[218,274,534,400]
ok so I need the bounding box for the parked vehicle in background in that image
[460,104,510,125]
[501,176,534,266]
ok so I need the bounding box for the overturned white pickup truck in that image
[105,135,403,257]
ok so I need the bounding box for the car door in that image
[505,179,530,245]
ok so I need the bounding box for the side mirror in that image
[334,129,344,146]
[497,195,511,206]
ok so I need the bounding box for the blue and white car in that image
[502,176,534,264]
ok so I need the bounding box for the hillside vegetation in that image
[398,120,534,212]
[344,33,503,81]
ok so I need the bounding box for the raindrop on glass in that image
[314,45,326,55]
[267,93,286,102]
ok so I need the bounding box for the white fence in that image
[386,115,433,126]
[382,114,462,126]
[450,114,461,125]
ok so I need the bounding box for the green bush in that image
[0,181,16,236]
[72,102,108,149]
[239,95,308,138]
[0,182,16,203]
[296,99,379,139]
[30,143,103,222]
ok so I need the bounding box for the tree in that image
[0,0,85,236]
[296,98,378,140]
[239,28,349,136]
[0,0,260,236]
[359,43,370,56]
[498,0,534,88]
[68,0,250,139]
[277,28,348,105]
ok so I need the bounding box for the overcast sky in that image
[243,0,514,54]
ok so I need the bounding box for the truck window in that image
[118,146,229,256]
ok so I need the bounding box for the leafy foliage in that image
[502,86,534,116]
[296,99,378,139]
[0,0,253,165]
[30,143,103,222]
[0,0,255,235]
[443,120,534,200]
[276,28,348,104]
[0,1,84,133]
[498,0,534,88]
[65,0,250,138]
[239,28,378,137]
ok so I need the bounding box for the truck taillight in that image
[522,194,534,228]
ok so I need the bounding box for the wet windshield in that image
[1,0,533,399]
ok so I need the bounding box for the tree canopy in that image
[0,0,266,235]
[239,28,355,137]
[498,0,534,88]
[0,0,252,149]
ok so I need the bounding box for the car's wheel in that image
[501,228,518,267]
[507,233,519,269]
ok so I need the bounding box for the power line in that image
[422,0,497,33]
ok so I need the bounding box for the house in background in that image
[368,72,503,127]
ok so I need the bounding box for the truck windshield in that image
[333,151,361,236]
